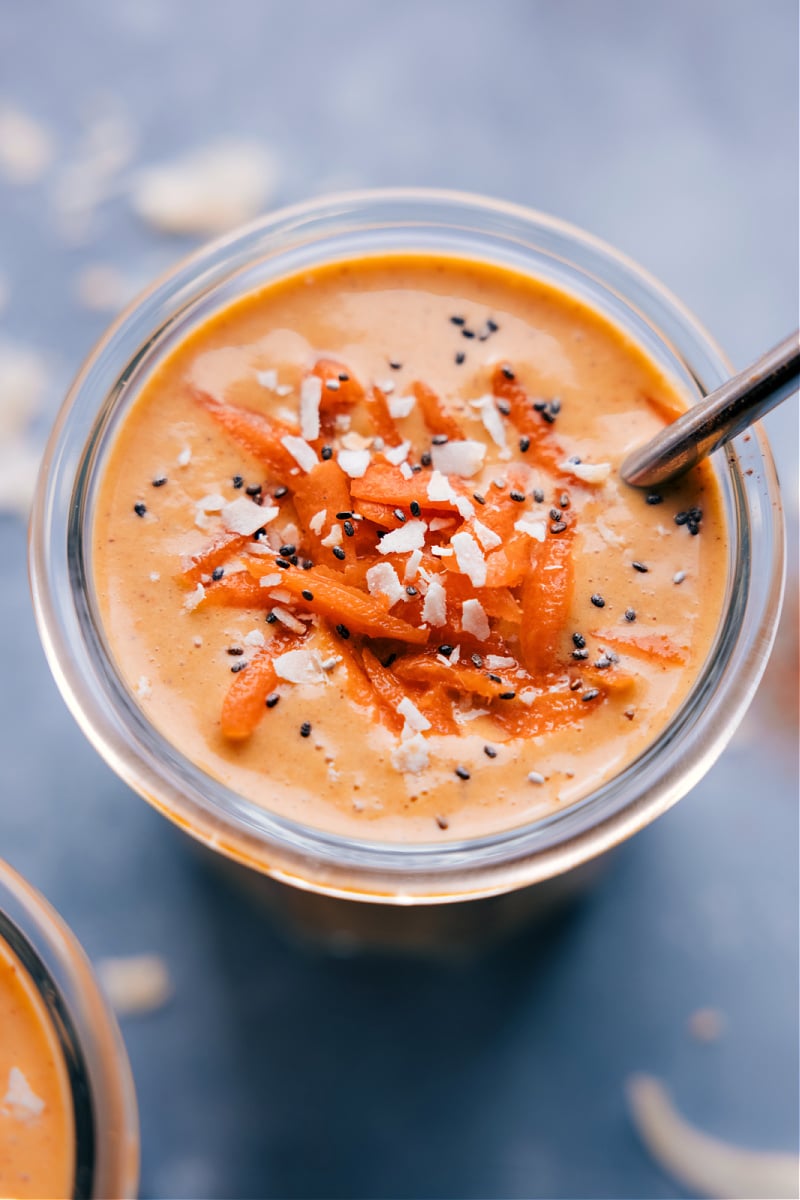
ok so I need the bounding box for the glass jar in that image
[0,859,139,1195]
[29,190,784,948]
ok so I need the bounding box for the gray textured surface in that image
[0,2,797,1197]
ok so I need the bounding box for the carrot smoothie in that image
[91,254,728,842]
[0,935,74,1199]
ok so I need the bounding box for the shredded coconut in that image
[135,675,152,699]
[366,563,405,607]
[177,446,192,467]
[471,394,507,449]
[397,697,431,733]
[514,515,547,542]
[486,654,516,669]
[391,732,429,774]
[271,606,306,634]
[299,374,322,441]
[403,548,423,581]
[244,629,266,648]
[256,368,278,390]
[273,649,326,684]
[320,524,343,547]
[422,579,447,626]
[461,598,490,640]
[183,583,205,612]
[400,462,414,480]
[561,459,612,484]
[337,448,371,478]
[431,439,486,478]
[197,492,227,513]
[452,531,487,587]
[281,435,317,473]
[473,519,502,551]
[378,519,427,555]
[222,497,278,535]
[1,1068,45,1120]
[388,393,416,419]
[309,508,327,535]
[384,440,411,466]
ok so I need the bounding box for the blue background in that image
[0,3,797,1196]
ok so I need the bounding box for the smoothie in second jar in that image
[0,933,74,1199]
[91,253,728,841]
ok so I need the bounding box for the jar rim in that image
[29,187,785,902]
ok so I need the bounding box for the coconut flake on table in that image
[366,563,405,607]
[1,1068,45,1120]
[384,440,411,466]
[131,140,279,236]
[378,519,427,555]
[96,954,172,1017]
[256,368,278,390]
[280,435,317,473]
[273,649,327,684]
[397,697,431,734]
[473,519,502,551]
[183,583,205,612]
[391,732,429,774]
[421,578,447,626]
[626,1073,799,1200]
[388,393,416,419]
[222,497,278,535]
[470,394,507,449]
[0,106,54,185]
[561,459,612,484]
[514,515,547,542]
[451,531,487,587]
[461,598,490,640]
[299,375,322,440]
[309,509,327,535]
[431,439,486,478]
[337,448,371,479]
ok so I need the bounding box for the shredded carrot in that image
[249,563,429,644]
[194,388,300,475]
[489,688,592,737]
[590,628,689,666]
[394,654,517,701]
[350,463,463,512]
[311,358,366,409]
[364,387,403,446]
[519,530,574,675]
[181,530,249,584]
[412,380,464,440]
[202,572,270,608]
[490,366,565,471]
[220,632,296,740]
[361,647,406,732]
[291,459,354,560]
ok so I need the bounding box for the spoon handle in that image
[620,332,800,488]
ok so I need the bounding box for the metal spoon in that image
[620,332,799,488]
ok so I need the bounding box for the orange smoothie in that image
[92,254,728,841]
[0,935,74,1199]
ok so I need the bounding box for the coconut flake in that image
[366,563,405,608]
[471,394,507,449]
[562,459,612,484]
[384,440,411,466]
[596,514,626,548]
[626,1073,799,1200]
[256,368,278,390]
[451,532,487,587]
[309,508,327,535]
[378,519,427,555]
[398,697,431,733]
[1,1068,45,1120]
[183,583,205,612]
[135,675,152,700]
[486,655,517,669]
[299,374,322,441]
[337,448,371,478]
[96,954,172,1017]
[431,439,486,478]
[403,548,423,581]
[514,515,547,542]
[400,462,414,480]
[426,469,460,504]
[430,545,454,557]
[244,629,266,648]
[271,606,306,634]
[388,394,416,419]
[391,732,429,774]
[320,524,343,547]
[177,446,192,467]
[422,579,447,626]
[274,649,326,684]
[131,140,279,236]
[473,519,502,551]
[281,435,317,473]
[222,497,278,535]
[461,598,490,640]
[197,492,227,513]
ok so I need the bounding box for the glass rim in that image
[29,187,785,902]
[0,858,139,1198]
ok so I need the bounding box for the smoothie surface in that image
[92,254,728,840]
[0,935,74,1199]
